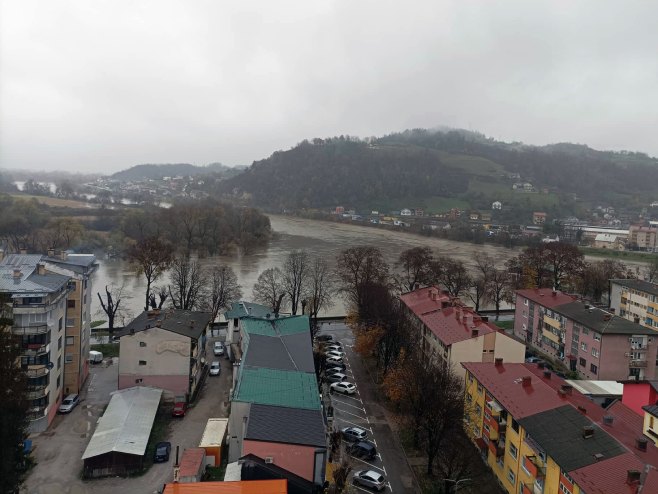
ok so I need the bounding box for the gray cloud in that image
[1,0,657,172]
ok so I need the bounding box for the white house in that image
[491,201,502,210]
[400,208,412,216]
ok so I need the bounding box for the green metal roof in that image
[234,367,321,410]
[240,315,310,337]
[224,301,272,320]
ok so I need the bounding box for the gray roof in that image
[518,405,625,472]
[224,301,272,320]
[643,405,658,418]
[44,254,97,274]
[246,403,326,447]
[245,332,315,373]
[610,279,658,297]
[554,301,655,335]
[82,386,162,459]
[115,309,212,339]
[0,254,70,294]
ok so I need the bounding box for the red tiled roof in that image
[400,286,451,315]
[462,362,574,419]
[516,288,577,308]
[601,401,658,467]
[642,470,658,494]
[178,448,205,477]
[568,452,643,494]
[419,306,495,346]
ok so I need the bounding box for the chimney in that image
[552,290,557,297]
[603,314,611,321]
[431,290,437,301]
[465,313,474,327]
[543,370,551,379]
[577,405,587,414]
[20,247,27,255]
[456,307,462,322]
[494,357,503,367]
[0,249,4,262]
[414,283,420,291]
[538,362,545,369]
[602,415,614,425]
[522,376,532,387]
[471,329,479,338]
[12,268,22,279]
[593,453,604,461]
[561,384,573,395]
[635,438,648,452]
[36,263,46,275]
[584,303,590,310]
[626,470,641,485]
[582,426,595,439]
[481,315,489,322]
[47,248,55,257]
[428,288,433,299]
[60,250,68,261]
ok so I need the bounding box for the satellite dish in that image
[47,362,54,369]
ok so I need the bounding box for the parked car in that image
[327,372,349,383]
[325,350,345,359]
[172,400,187,417]
[210,361,221,376]
[154,441,171,462]
[331,381,356,395]
[348,441,377,460]
[213,341,225,356]
[326,356,345,366]
[58,394,80,414]
[316,334,333,342]
[353,470,387,491]
[326,362,346,372]
[341,426,368,442]
[325,344,344,353]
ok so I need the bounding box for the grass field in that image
[437,151,505,177]
[10,193,98,209]
[581,247,657,263]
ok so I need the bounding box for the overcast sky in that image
[1,1,657,173]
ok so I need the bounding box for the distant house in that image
[116,309,212,400]
[532,212,547,225]
[400,208,412,216]
[593,233,625,250]
[333,206,344,215]
[413,208,424,217]
[469,211,480,221]
[491,201,502,210]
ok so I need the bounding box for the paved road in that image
[321,323,418,493]
[23,338,232,494]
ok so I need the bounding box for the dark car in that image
[316,334,333,342]
[154,441,171,462]
[172,400,187,417]
[348,441,377,460]
[325,361,346,371]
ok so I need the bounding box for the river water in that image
[89,215,646,322]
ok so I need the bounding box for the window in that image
[581,342,587,351]
[582,327,589,335]
[58,336,62,350]
[509,443,518,460]
[135,378,143,384]
[483,423,490,433]
[57,355,61,369]
[468,374,474,384]
[57,376,60,388]
[66,336,74,346]
[477,383,483,394]
[66,318,75,327]
[139,360,147,366]
[139,342,147,347]
[64,354,73,363]
[59,317,63,331]
[511,419,519,433]
[475,404,482,416]
[650,416,655,429]
[579,357,586,367]
[560,482,572,494]
[591,348,599,358]
[590,364,598,374]
[67,299,76,308]
[524,298,528,306]
[507,468,516,484]
[593,333,601,342]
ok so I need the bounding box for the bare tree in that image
[283,250,310,315]
[431,257,472,298]
[646,257,658,283]
[335,246,389,313]
[149,286,168,310]
[253,267,286,315]
[168,256,206,310]
[126,236,173,311]
[96,284,126,336]
[397,246,434,292]
[305,256,335,337]
[485,269,511,320]
[205,265,242,323]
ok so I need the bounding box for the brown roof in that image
[568,452,645,494]
[178,448,205,477]
[419,306,496,345]
[399,286,451,315]
[516,288,577,308]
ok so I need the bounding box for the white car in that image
[58,394,80,413]
[331,381,356,395]
[326,356,344,366]
[353,470,387,491]
[213,341,225,356]
[326,344,344,353]
[210,361,221,376]
[325,350,345,359]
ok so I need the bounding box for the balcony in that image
[523,455,546,479]
[26,384,49,400]
[27,405,48,421]
[630,360,648,368]
[488,439,504,457]
[22,343,49,358]
[25,365,50,379]
[12,324,49,335]
[522,482,544,494]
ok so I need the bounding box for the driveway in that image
[320,323,418,493]
[24,337,232,494]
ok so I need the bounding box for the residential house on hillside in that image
[0,253,70,432]
[400,286,525,377]
[532,212,547,225]
[609,279,658,330]
[400,208,412,216]
[515,288,658,380]
[116,309,212,400]
[44,250,97,395]
[228,314,326,487]
[492,201,502,210]
[463,361,658,494]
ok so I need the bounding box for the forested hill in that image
[111,162,239,181]
[215,129,658,213]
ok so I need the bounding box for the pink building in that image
[621,381,658,416]
[514,288,658,381]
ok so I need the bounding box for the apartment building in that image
[609,279,658,330]
[463,360,658,494]
[44,250,97,395]
[116,309,212,400]
[400,286,525,377]
[0,254,69,432]
[628,224,657,252]
[514,288,658,380]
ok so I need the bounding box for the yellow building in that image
[609,279,658,331]
[463,361,658,494]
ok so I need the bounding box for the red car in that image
[172,400,187,417]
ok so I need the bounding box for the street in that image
[321,322,418,493]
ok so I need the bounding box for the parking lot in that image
[320,322,417,493]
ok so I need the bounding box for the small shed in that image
[198,418,228,466]
[176,447,206,483]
